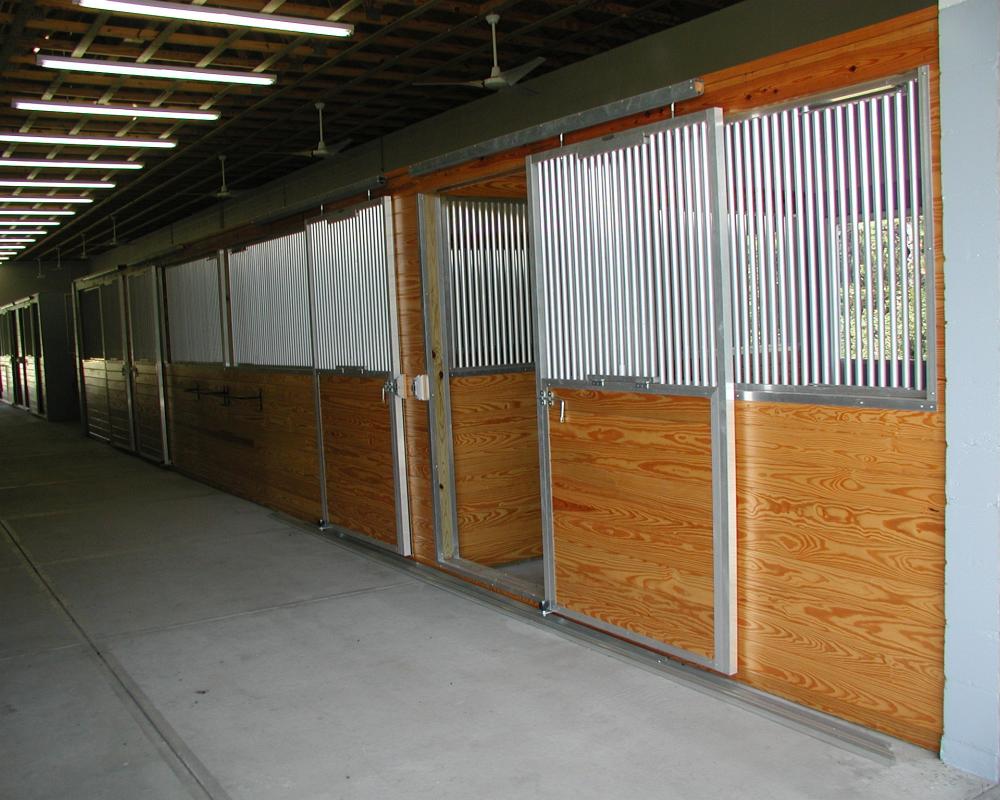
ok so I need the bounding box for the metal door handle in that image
[558,398,566,424]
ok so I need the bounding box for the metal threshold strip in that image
[287,517,898,765]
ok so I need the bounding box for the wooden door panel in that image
[106,359,132,450]
[450,371,542,566]
[320,374,397,546]
[133,362,163,461]
[549,389,716,661]
[82,358,110,440]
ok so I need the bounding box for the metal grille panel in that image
[228,231,311,368]
[533,119,718,386]
[443,197,533,371]
[164,256,224,364]
[308,202,392,373]
[99,281,123,360]
[127,270,157,362]
[724,75,933,395]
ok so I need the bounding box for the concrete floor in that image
[0,405,993,800]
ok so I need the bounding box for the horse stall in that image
[403,9,943,750]
[1,293,76,421]
[60,6,948,758]
[74,271,166,455]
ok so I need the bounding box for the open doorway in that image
[420,169,543,599]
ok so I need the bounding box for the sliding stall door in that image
[126,268,165,461]
[308,200,410,554]
[0,312,12,404]
[14,308,30,409]
[100,278,135,451]
[77,286,110,440]
[25,303,44,415]
[529,110,737,673]
[439,196,543,575]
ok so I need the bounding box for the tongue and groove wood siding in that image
[164,364,322,522]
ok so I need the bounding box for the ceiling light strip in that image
[0,222,61,227]
[0,238,37,243]
[36,55,276,86]
[0,132,175,148]
[0,196,93,204]
[0,180,115,189]
[0,158,142,170]
[0,210,75,216]
[12,99,219,121]
[72,0,353,37]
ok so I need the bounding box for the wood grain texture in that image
[319,374,398,547]
[132,362,164,462]
[81,358,110,441]
[549,389,715,661]
[165,364,322,521]
[450,371,542,566]
[734,399,944,749]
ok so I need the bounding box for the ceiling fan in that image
[288,102,351,159]
[212,154,241,199]
[416,13,545,91]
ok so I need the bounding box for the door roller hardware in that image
[411,374,430,401]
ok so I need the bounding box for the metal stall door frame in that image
[13,303,30,409]
[104,273,137,452]
[306,197,412,556]
[528,109,737,674]
[27,300,44,416]
[418,192,542,600]
[124,265,169,462]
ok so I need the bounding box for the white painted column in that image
[940,0,1000,782]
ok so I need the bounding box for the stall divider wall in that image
[69,6,945,754]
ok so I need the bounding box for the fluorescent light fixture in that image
[0,196,92,204]
[0,158,142,170]
[0,238,36,243]
[0,246,26,251]
[0,221,60,227]
[0,210,75,216]
[0,131,175,148]
[37,55,276,86]
[0,179,115,189]
[73,0,353,37]
[12,98,219,121]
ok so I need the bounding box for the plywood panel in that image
[165,364,322,521]
[450,371,542,566]
[734,399,944,749]
[549,389,715,661]
[132,362,163,462]
[320,374,397,547]
[81,358,110,441]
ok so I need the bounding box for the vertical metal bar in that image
[769,113,789,385]
[859,101,876,386]
[835,106,852,386]
[907,79,924,391]
[760,115,780,384]
[732,121,752,384]
[650,132,667,384]
[705,107,737,675]
[810,110,831,384]
[666,128,683,384]
[695,123,712,385]
[801,111,820,386]
[916,68,936,402]
[745,118,763,384]
[680,125,696,385]
[823,108,843,386]
[304,219,331,528]
[870,98,887,388]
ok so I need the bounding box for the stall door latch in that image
[540,389,566,423]
[382,377,399,404]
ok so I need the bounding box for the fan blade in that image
[414,79,487,88]
[499,56,545,86]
